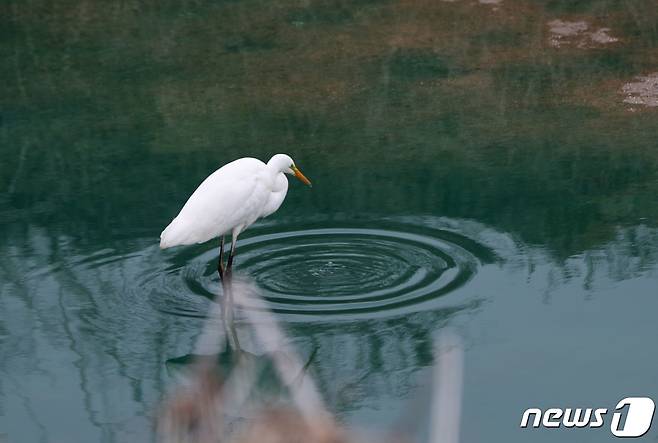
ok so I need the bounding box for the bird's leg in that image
[226,236,237,279]
[218,235,225,282]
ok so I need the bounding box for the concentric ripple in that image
[152,222,496,319]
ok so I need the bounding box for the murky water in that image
[2,0,658,442]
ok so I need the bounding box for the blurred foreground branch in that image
[158,277,463,443]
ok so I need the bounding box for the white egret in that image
[160,154,311,280]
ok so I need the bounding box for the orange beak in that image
[292,165,312,187]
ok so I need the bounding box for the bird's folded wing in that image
[160,161,267,248]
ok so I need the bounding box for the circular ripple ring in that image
[179,227,482,317]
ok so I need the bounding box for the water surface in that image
[2,0,658,442]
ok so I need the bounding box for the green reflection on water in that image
[2,0,658,442]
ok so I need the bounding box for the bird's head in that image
[268,154,312,187]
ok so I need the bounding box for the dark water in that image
[2,0,658,442]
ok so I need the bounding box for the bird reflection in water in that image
[158,277,334,443]
[158,277,464,443]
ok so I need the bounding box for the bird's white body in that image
[160,156,292,249]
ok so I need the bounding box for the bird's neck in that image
[265,162,284,177]
[263,165,287,190]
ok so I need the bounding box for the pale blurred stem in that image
[217,235,240,350]
[223,247,239,347]
[222,280,241,351]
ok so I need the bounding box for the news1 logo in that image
[520,397,655,438]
